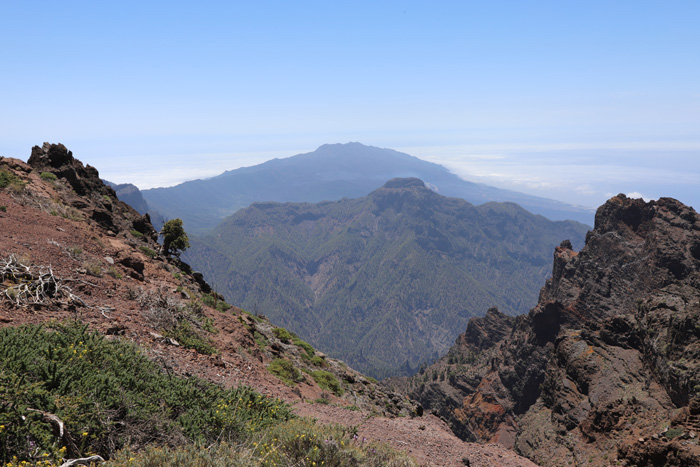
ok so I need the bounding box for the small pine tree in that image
[160,218,190,256]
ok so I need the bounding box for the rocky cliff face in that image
[397,194,700,466]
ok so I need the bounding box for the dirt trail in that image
[294,403,539,467]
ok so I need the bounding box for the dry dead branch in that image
[27,408,81,458]
[0,255,86,308]
[59,455,105,467]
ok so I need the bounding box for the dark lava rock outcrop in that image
[27,142,158,240]
[397,194,700,466]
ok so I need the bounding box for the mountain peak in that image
[142,143,595,235]
[382,177,426,189]
[316,141,369,151]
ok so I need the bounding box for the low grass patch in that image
[106,266,122,279]
[105,418,415,466]
[138,246,157,258]
[134,288,216,355]
[83,261,103,277]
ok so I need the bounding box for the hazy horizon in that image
[2,1,698,211]
[101,142,699,212]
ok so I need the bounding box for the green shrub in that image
[292,337,315,357]
[201,317,218,334]
[0,205,6,212]
[40,172,57,182]
[139,246,157,258]
[292,337,327,366]
[0,170,24,190]
[242,310,263,322]
[305,355,328,367]
[253,331,268,350]
[84,261,103,277]
[665,427,684,439]
[163,321,217,355]
[272,327,293,343]
[201,292,232,312]
[311,370,344,396]
[268,358,304,386]
[0,322,292,464]
[130,229,144,238]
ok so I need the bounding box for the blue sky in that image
[1,1,698,211]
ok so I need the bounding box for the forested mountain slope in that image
[186,177,589,378]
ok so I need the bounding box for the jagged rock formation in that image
[27,142,158,240]
[395,194,700,466]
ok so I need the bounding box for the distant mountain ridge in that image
[105,181,166,231]
[104,181,149,214]
[143,143,594,235]
[184,177,589,378]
